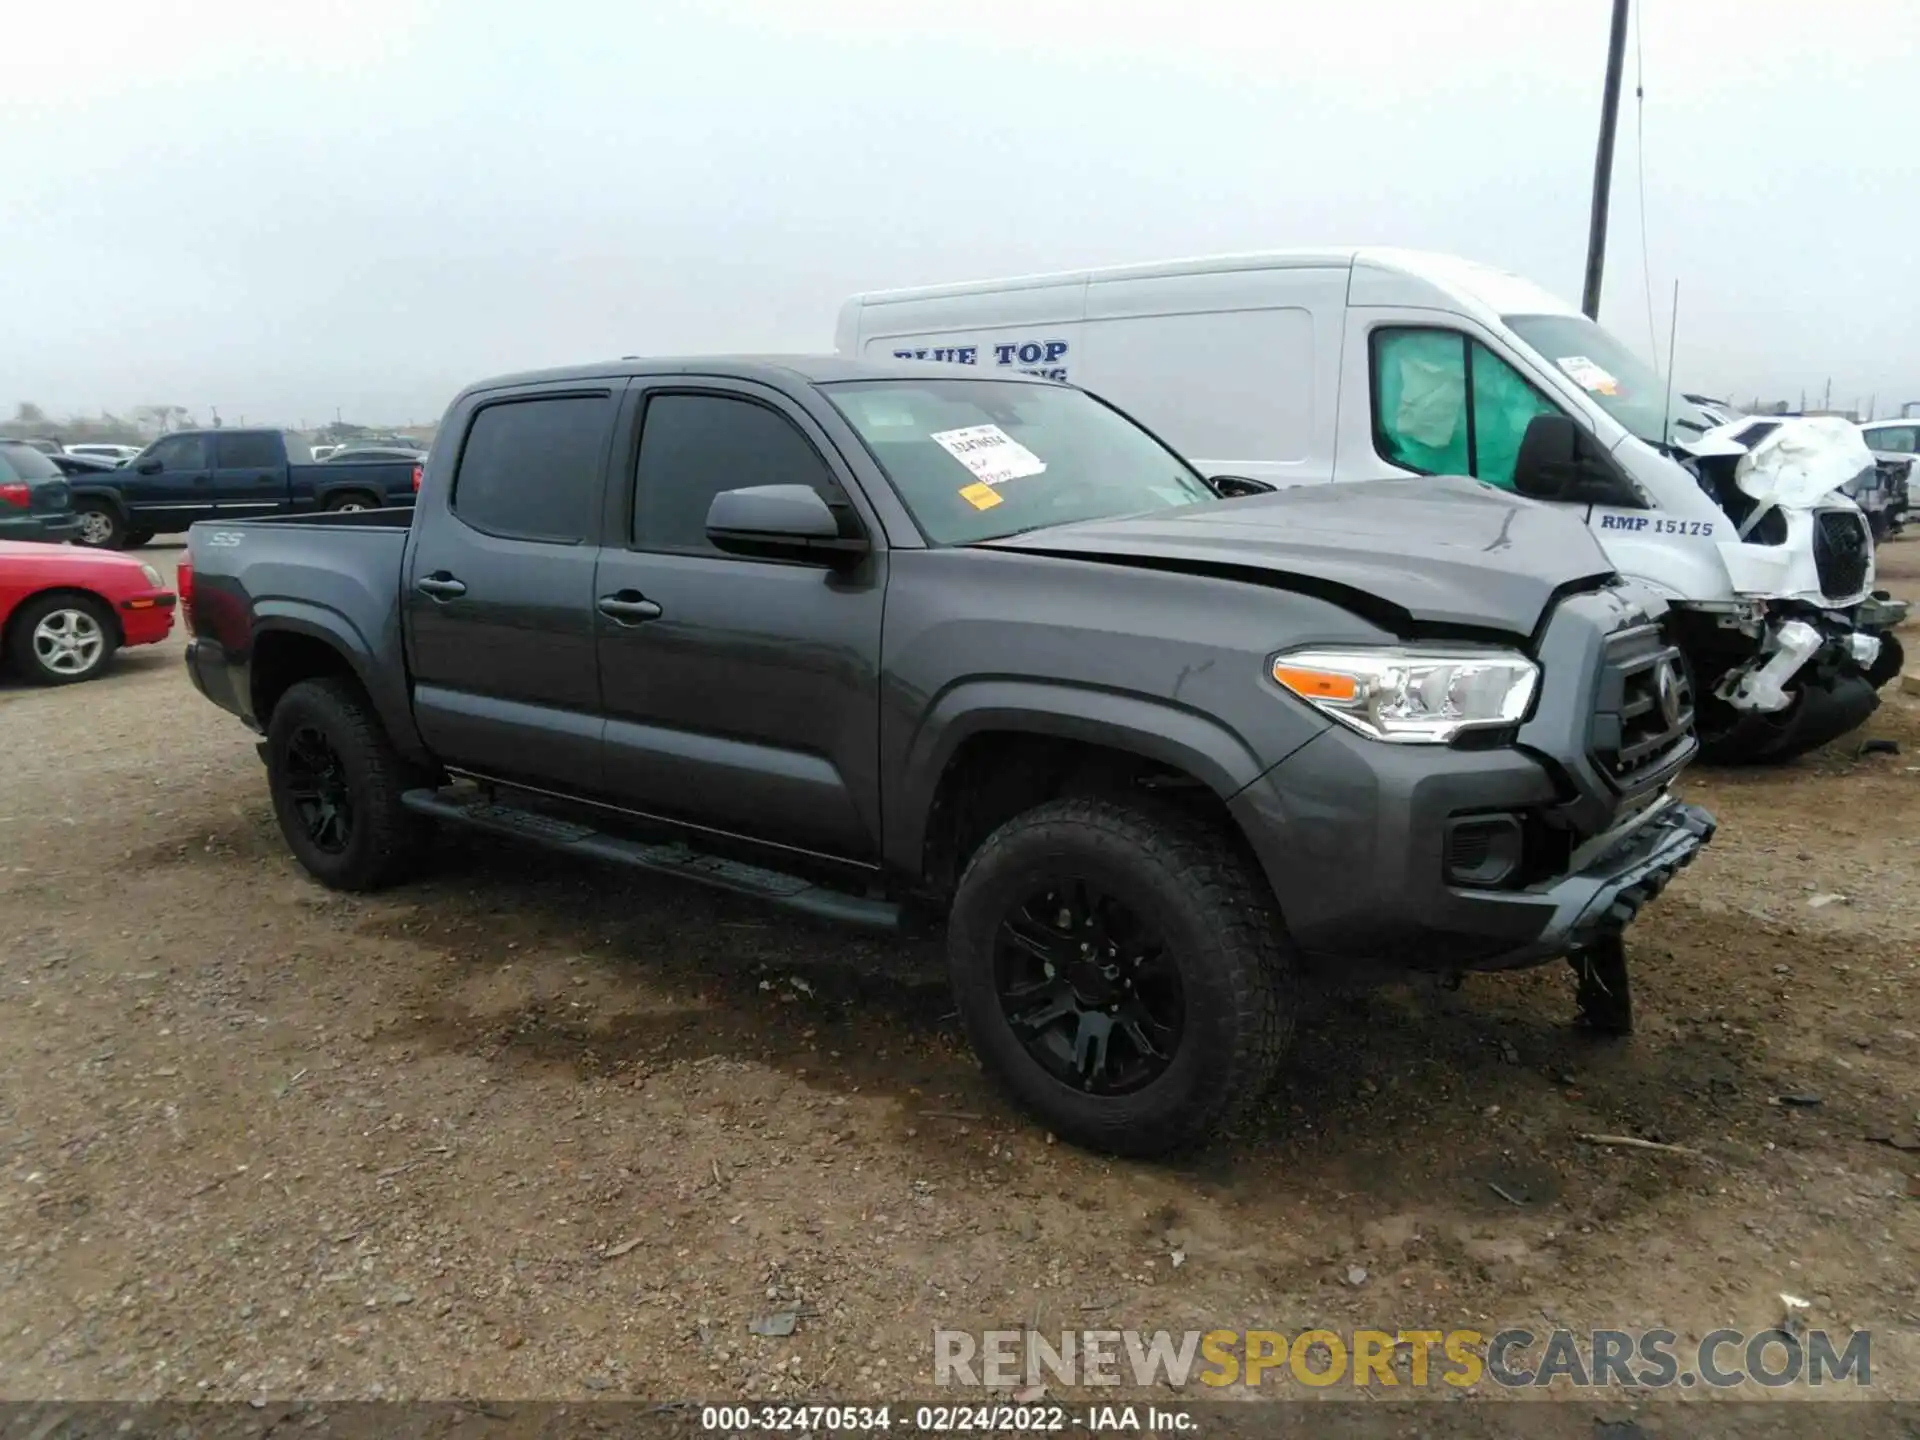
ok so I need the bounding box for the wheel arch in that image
[892,681,1277,898]
[246,606,432,764]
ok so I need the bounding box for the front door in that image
[125,433,214,529]
[209,430,287,515]
[593,381,886,861]
[403,386,618,795]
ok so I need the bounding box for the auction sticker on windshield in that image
[1555,356,1621,396]
[930,424,1047,486]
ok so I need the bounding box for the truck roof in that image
[460,353,1058,399]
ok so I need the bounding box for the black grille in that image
[1590,626,1694,786]
[1813,509,1870,599]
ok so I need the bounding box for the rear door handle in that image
[597,592,662,624]
[415,574,467,600]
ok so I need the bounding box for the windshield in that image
[1503,313,1715,447]
[823,379,1215,544]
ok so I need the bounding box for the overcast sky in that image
[4,0,1916,427]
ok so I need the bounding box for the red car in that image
[0,540,177,685]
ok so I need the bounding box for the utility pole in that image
[1581,0,1632,320]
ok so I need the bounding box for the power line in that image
[1633,0,1659,362]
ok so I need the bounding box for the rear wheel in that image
[265,677,432,890]
[947,796,1293,1157]
[6,593,118,685]
[324,492,379,513]
[73,503,126,549]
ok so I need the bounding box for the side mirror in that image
[1512,414,1634,505]
[1208,473,1277,498]
[706,484,869,567]
[133,457,162,474]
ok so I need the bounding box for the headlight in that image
[1270,648,1539,744]
[140,563,166,588]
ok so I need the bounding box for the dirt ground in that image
[2,541,1917,1409]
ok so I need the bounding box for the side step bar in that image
[399,788,903,931]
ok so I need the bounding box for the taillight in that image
[411,464,422,492]
[0,482,29,508]
[177,556,195,627]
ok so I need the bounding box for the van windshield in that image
[823,379,1216,544]
[1503,313,1715,448]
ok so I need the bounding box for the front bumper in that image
[1228,721,1715,975]
[1481,798,1714,969]
[118,592,176,646]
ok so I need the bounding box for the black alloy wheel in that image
[994,878,1184,1096]
[281,724,354,854]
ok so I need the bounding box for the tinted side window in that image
[216,432,282,468]
[1372,329,1469,476]
[149,434,209,470]
[631,393,839,553]
[451,394,611,543]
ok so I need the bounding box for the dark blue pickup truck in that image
[67,428,419,549]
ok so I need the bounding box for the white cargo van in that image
[837,249,1899,763]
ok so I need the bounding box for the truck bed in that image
[185,511,417,742]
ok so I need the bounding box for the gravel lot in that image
[3,541,1917,1407]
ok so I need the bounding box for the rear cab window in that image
[450,392,614,543]
[215,432,284,468]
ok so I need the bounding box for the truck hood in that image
[980,476,1615,636]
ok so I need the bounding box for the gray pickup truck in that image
[182,355,1713,1155]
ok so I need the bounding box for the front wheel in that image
[73,502,126,549]
[6,593,118,685]
[947,796,1293,1157]
[265,677,432,890]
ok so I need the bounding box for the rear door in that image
[209,430,289,515]
[403,385,617,794]
[591,379,886,860]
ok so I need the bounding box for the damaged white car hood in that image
[1679,415,1875,511]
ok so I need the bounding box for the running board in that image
[399,788,902,931]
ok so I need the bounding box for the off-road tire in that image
[947,796,1294,1157]
[265,677,432,891]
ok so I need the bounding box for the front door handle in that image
[597,592,662,624]
[415,573,467,600]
